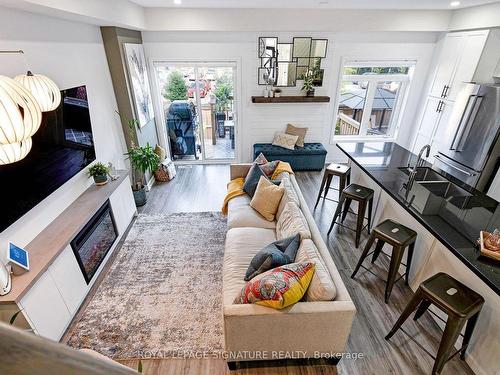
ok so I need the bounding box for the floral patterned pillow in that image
[272,133,299,151]
[234,262,315,309]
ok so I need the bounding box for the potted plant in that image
[274,88,282,97]
[88,162,110,186]
[301,73,315,97]
[125,143,160,207]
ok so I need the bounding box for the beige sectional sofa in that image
[223,164,356,366]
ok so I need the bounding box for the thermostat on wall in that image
[8,242,29,276]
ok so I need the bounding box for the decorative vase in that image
[93,174,108,186]
[275,92,281,97]
[133,186,147,207]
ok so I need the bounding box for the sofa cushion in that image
[234,262,315,310]
[276,176,300,220]
[296,239,337,301]
[244,234,300,281]
[223,227,277,305]
[243,163,267,197]
[227,195,276,230]
[276,202,311,241]
[250,176,285,221]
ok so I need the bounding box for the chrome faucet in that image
[404,144,431,201]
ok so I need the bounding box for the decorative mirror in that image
[259,37,278,58]
[311,39,328,58]
[309,57,322,69]
[296,57,310,67]
[258,67,276,85]
[276,62,297,87]
[292,37,312,58]
[277,43,293,62]
[296,66,308,80]
[257,36,328,88]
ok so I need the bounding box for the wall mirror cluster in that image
[258,37,328,87]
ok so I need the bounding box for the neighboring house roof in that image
[339,87,395,110]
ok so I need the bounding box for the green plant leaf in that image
[10,310,21,325]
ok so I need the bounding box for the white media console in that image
[0,172,136,341]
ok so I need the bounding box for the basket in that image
[479,231,500,261]
[154,166,169,182]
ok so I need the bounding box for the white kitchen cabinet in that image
[413,30,488,157]
[429,33,462,99]
[429,31,488,101]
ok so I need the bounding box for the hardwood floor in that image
[120,164,474,375]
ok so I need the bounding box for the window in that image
[333,61,414,138]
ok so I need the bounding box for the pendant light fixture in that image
[15,71,61,112]
[0,138,32,165]
[0,75,42,145]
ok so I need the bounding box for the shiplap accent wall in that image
[143,31,437,162]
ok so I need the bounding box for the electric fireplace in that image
[71,200,118,284]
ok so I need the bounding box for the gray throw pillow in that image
[244,234,301,281]
[243,163,267,197]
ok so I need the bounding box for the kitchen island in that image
[337,142,499,375]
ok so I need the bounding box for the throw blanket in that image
[221,161,294,215]
[222,177,245,215]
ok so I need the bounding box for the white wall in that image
[449,2,500,30]
[144,31,437,162]
[0,7,127,262]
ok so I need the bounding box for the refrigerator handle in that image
[434,154,478,177]
[450,94,482,151]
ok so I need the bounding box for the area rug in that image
[66,212,226,360]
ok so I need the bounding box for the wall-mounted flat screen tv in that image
[0,85,96,233]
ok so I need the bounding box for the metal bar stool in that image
[351,219,417,303]
[314,163,351,208]
[385,272,484,375]
[328,183,374,248]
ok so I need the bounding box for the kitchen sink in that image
[398,167,448,182]
[417,181,472,199]
[398,167,472,199]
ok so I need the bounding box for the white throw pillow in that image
[276,202,311,241]
[272,133,298,150]
[296,239,337,301]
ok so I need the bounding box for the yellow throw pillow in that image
[250,176,285,221]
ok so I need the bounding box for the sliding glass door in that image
[154,62,237,162]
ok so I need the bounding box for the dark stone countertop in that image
[337,142,500,295]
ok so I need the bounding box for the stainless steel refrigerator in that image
[434,83,500,192]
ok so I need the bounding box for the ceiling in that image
[129,0,500,9]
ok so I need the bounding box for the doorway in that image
[154,62,237,162]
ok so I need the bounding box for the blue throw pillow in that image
[243,163,267,197]
[244,234,301,281]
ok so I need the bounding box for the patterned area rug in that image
[66,212,226,360]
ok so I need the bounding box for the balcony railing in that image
[336,112,360,135]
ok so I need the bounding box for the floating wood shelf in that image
[251,96,330,103]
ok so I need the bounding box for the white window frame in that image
[331,59,415,142]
